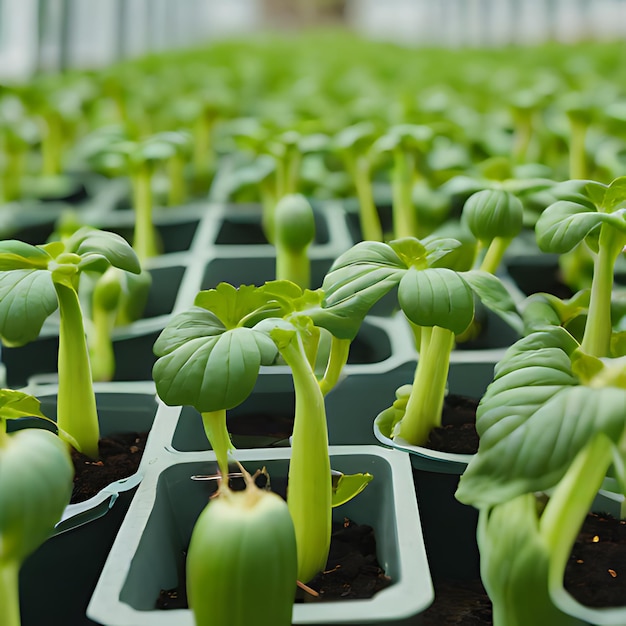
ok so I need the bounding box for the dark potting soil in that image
[69,431,149,503]
[565,511,626,607]
[420,512,626,625]
[155,517,391,610]
[425,394,480,455]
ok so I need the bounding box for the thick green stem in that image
[480,496,582,626]
[55,282,100,460]
[398,326,454,445]
[0,560,20,626]
[42,113,63,177]
[201,410,233,480]
[353,156,383,242]
[260,184,277,245]
[568,119,588,180]
[131,164,159,263]
[581,226,621,357]
[479,237,512,274]
[541,434,614,593]
[167,153,187,207]
[280,335,331,583]
[89,304,116,382]
[512,112,533,164]
[2,148,24,202]
[275,245,310,290]
[391,150,417,239]
[193,113,214,181]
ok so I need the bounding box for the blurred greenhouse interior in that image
[2,0,626,80]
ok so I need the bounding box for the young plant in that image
[320,236,522,446]
[456,326,626,626]
[0,389,74,626]
[333,122,384,242]
[372,124,433,239]
[0,228,141,458]
[82,126,181,262]
[535,175,626,357]
[152,280,368,583]
[187,466,297,626]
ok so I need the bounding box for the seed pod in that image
[187,478,297,626]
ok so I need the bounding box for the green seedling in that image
[457,327,626,626]
[0,228,141,458]
[153,280,371,583]
[0,389,74,626]
[320,237,522,446]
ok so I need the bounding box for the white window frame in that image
[0,0,39,82]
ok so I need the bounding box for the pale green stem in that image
[54,282,100,460]
[89,304,116,383]
[479,237,513,275]
[480,497,581,626]
[285,152,301,196]
[0,560,21,626]
[398,326,454,445]
[2,148,24,202]
[568,119,588,180]
[391,149,417,239]
[280,334,331,583]
[512,112,533,164]
[131,163,159,263]
[353,156,383,242]
[581,226,621,357]
[540,434,614,594]
[260,183,277,245]
[200,410,233,481]
[318,336,351,396]
[42,113,63,177]
[167,153,187,207]
[275,245,310,290]
[193,114,214,180]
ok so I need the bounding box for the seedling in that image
[0,389,74,626]
[0,228,141,458]
[153,280,370,583]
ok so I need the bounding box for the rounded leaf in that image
[0,429,73,563]
[463,189,523,241]
[274,194,316,252]
[398,267,474,334]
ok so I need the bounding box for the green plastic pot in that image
[8,381,161,533]
[87,446,434,626]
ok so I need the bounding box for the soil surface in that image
[565,511,626,607]
[420,511,626,625]
[425,394,480,455]
[69,431,149,503]
[156,517,390,610]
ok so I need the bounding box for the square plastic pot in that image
[7,381,161,532]
[87,446,434,626]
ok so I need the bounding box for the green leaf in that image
[585,176,626,212]
[194,282,294,329]
[0,270,57,346]
[331,472,373,507]
[461,270,523,336]
[67,227,141,274]
[321,242,405,312]
[0,389,47,420]
[535,200,626,253]
[458,386,626,507]
[0,240,51,271]
[153,308,278,412]
[398,267,474,334]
